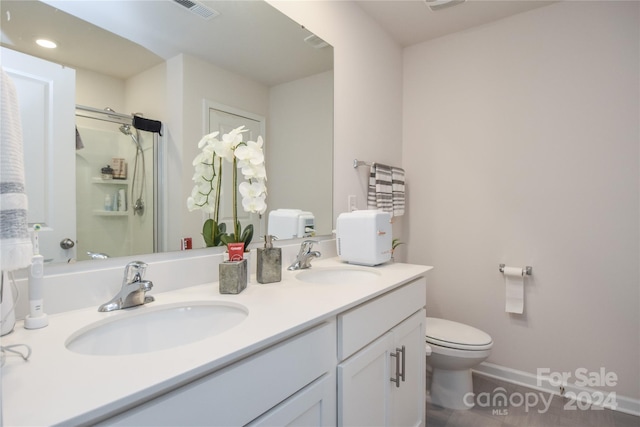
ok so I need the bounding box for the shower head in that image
[120,124,142,152]
[119,124,132,136]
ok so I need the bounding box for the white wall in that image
[125,62,167,121]
[269,1,405,244]
[268,70,333,235]
[404,1,639,400]
[75,68,126,114]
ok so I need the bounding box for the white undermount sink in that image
[295,267,381,285]
[65,301,248,356]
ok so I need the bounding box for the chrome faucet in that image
[288,240,321,270]
[87,251,109,260]
[98,261,154,312]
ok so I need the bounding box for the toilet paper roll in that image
[504,266,524,314]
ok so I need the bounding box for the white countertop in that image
[2,257,431,426]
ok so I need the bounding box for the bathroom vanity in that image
[1,257,431,426]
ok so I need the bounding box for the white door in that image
[2,47,76,263]
[207,101,265,241]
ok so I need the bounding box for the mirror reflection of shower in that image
[119,123,146,216]
[75,105,156,261]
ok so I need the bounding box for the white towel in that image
[1,69,33,271]
[367,163,393,213]
[391,166,405,217]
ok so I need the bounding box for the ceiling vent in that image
[425,0,466,11]
[172,0,220,20]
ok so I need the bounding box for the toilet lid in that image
[425,317,493,350]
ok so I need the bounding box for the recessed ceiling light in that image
[35,38,57,49]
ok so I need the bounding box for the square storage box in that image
[336,210,392,266]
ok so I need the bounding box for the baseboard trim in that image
[473,362,640,417]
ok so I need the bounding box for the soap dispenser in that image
[257,235,281,284]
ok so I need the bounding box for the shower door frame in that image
[75,105,160,256]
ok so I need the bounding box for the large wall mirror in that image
[1,0,333,264]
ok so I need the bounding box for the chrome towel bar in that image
[353,159,372,168]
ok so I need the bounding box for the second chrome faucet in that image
[288,240,321,271]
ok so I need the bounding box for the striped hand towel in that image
[367,163,393,213]
[391,166,405,217]
[1,69,33,271]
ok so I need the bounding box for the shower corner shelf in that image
[92,177,129,185]
[93,210,128,217]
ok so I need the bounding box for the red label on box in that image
[227,243,245,261]
[181,237,192,250]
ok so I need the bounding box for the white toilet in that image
[425,317,493,410]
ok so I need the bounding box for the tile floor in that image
[426,373,640,427]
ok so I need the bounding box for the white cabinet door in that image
[249,373,336,427]
[390,310,426,427]
[1,47,76,263]
[338,309,426,427]
[338,332,394,426]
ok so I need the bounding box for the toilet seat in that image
[426,317,493,351]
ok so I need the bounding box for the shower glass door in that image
[75,113,156,261]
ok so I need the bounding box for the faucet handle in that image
[124,260,147,283]
[300,239,317,254]
[302,239,317,247]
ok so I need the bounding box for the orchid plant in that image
[187,126,267,248]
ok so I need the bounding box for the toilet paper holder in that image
[499,264,532,276]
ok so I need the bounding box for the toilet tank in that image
[336,210,391,266]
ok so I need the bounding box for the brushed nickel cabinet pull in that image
[399,345,406,382]
[390,349,401,388]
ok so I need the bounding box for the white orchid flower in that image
[201,143,215,159]
[197,180,212,194]
[240,162,267,180]
[194,164,214,182]
[187,196,196,211]
[225,126,246,145]
[189,126,267,234]
[242,194,267,214]
[190,190,207,207]
[213,138,235,162]
[235,139,264,166]
[214,126,246,161]
[197,131,219,149]
[239,181,266,198]
[192,151,205,166]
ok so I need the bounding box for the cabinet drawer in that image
[337,277,426,361]
[100,321,336,426]
[248,372,336,426]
